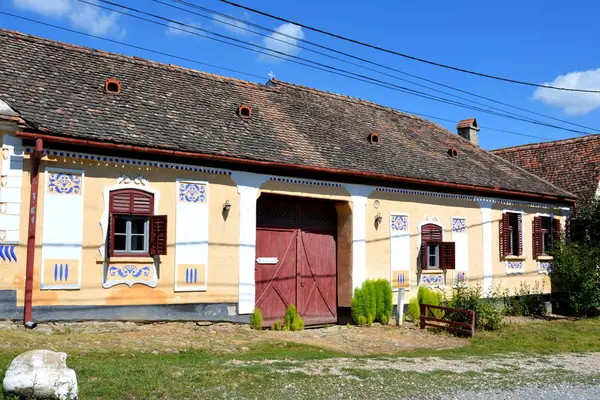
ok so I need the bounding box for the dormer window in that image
[105,78,121,94]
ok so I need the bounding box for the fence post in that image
[470,310,476,336]
[419,303,426,329]
[396,288,405,326]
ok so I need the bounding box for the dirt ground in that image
[0,320,467,355]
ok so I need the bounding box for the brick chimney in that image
[456,118,480,145]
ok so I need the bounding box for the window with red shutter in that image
[499,213,510,257]
[552,218,562,246]
[532,216,543,258]
[440,242,456,269]
[501,212,522,258]
[108,189,167,257]
[421,224,442,270]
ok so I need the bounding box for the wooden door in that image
[255,195,337,326]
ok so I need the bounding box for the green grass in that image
[1,318,599,399]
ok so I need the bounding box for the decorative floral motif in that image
[0,245,17,262]
[53,263,69,282]
[421,274,444,286]
[507,261,524,270]
[452,218,467,233]
[537,261,552,274]
[48,172,82,195]
[391,215,408,231]
[108,264,151,278]
[185,268,199,284]
[179,183,207,203]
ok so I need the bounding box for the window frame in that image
[541,216,553,255]
[113,215,150,255]
[108,189,155,258]
[426,241,440,269]
[501,210,523,258]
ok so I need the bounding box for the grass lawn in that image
[0,318,599,399]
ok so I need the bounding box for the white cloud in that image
[11,0,123,38]
[212,12,250,35]
[11,0,71,17]
[165,20,201,37]
[260,23,304,62]
[532,69,600,116]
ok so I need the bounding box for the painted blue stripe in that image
[8,246,16,262]
[0,247,5,262]
[59,264,63,281]
[185,268,189,284]
[54,264,58,282]
[65,264,69,281]
[194,268,198,284]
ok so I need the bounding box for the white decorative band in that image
[24,148,231,176]
[268,176,343,187]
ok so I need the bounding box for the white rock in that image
[2,350,78,400]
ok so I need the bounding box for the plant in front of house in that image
[351,279,394,326]
[503,281,547,317]
[271,319,283,331]
[448,284,503,331]
[283,305,305,331]
[250,308,263,330]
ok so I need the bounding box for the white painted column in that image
[451,218,469,284]
[478,200,493,297]
[231,172,268,315]
[0,134,24,247]
[345,184,372,291]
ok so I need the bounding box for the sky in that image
[2,0,600,150]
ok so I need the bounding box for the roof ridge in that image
[492,133,600,153]
[0,29,268,89]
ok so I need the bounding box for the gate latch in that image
[256,257,278,265]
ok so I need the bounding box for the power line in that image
[82,0,595,135]
[0,12,565,143]
[156,0,600,133]
[220,0,600,94]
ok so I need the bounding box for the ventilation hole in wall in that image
[369,132,380,144]
[105,78,121,94]
[238,105,252,119]
[447,148,458,157]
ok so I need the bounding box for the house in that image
[493,135,600,240]
[0,30,575,326]
[492,135,600,200]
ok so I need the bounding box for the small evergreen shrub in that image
[250,308,263,330]
[417,286,444,319]
[271,319,282,331]
[351,279,394,325]
[284,305,304,331]
[407,297,420,322]
[448,285,502,331]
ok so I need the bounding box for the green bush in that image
[417,286,444,319]
[407,297,420,322]
[271,319,282,331]
[250,308,263,330]
[284,305,304,331]
[351,279,394,325]
[552,242,600,316]
[503,281,547,317]
[448,285,502,331]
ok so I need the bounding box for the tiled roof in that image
[0,30,574,200]
[457,118,477,129]
[493,135,600,198]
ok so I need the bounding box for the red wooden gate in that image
[255,195,337,326]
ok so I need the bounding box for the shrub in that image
[552,242,600,316]
[417,286,444,319]
[250,308,263,330]
[351,279,394,325]
[448,285,502,331]
[503,281,547,317]
[271,319,282,331]
[407,297,420,322]
[284,305,304,331]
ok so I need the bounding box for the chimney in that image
[456,118,480,145]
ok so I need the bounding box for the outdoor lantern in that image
[223,200,232,212]
[375,213,383,224]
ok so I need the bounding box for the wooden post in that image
[419,303,426,329]
[396,288,405,326]
[470,310,476,337]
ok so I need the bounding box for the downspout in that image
[23,138,43,328]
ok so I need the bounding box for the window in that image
[108,189,167,257]
[420,223,455,270]
[500,212,522,257]
[533,216,560,257]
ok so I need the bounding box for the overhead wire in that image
[71,0,597,135]
[0,11,567,143]
[161,0,599,133]
[220,0,600,94]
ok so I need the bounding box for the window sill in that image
[421,269,444,274]
[96,256,159,264]
[537,255,554,261]
[503,255,526,261]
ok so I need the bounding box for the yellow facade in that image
[0,133,569,318]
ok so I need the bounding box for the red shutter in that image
[150,215,168,255]
[533,216,543,258]
[517,213,523,256]
[553,218,562,244]
[440,242,456,269]
[110,189,154,215]
[499,213,510,258]
[420,243,427,270]
[421,224,442,270]
[565,216,572,242]
[108,213,115,257]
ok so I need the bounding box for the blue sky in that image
[2,0,600,150]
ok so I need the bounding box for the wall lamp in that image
[223,200,232,212]
[375,213,383,224]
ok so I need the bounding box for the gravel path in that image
[447,382,600,400]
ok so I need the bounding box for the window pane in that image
[131,234,147,251]
[113,234,127,251]
[427,243,438,268]
[131,217,148,234]
[114,216,127,234]
[542,217,551,230]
